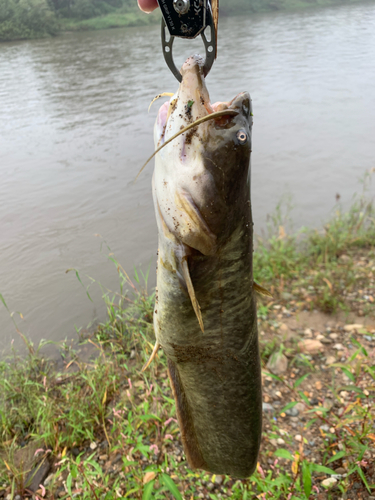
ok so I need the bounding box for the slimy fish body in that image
[151,55,262,478]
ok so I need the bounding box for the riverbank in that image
[59,8,159,33]
[1,175,374,499]
[0,0,371,41]
[58,0,369,32]
[219,0,373,15]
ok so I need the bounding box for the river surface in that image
[1,2,374,355]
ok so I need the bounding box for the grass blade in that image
[142,480,155,500]
[274,449,293,460]
[302,461,312,498]
[161,473,183,500]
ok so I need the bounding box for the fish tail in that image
[167,358,207,470]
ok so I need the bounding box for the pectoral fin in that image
[253,281,273,298]
[141,341,160,372]
[174,189,217,256]
[181,257,204,333]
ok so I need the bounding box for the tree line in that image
[0,0,361,42]
[0,0,138,41]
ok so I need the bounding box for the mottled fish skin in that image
[152,55,262,478]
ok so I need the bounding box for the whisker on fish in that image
[148,92,174,113]
[135,109,239,182]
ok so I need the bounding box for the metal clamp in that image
[158,0,216,82]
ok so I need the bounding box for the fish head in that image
[154,55,211,149]
[154,55,253,252]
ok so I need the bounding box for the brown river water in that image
[1,2,374,355]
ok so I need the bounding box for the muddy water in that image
[1,2,374,354]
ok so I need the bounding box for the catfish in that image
[147,54,262,478]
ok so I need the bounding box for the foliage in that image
[0,276,374,497]
[60,8,158,31]
[254,169,375,313]
[49,0,139,21]
[0,0,59,41]
[0,178,374,497]
[1,0,367,41]
[307,170,375,262]
[0,0,152,40]
[219,0,367,16]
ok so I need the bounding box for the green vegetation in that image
[0,0,370,41]
[0,0,59,41]
[0,0,159,41]
[0,170,374,498]
[219,0,369,16]
[254,168,375,314]
[57,0,160,32]
[49,0,139,20]
[59,9,158,31]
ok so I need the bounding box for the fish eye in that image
[236,129,248,144]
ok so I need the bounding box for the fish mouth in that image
[154,55,250,162]
[155,55,209,143]
[155,55,234,145]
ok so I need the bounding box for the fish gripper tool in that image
[157,0,217,82]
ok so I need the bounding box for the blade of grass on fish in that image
[135,109,239,181]
[148,92,174,113]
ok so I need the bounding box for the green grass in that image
[1,0,369,41]
[60,0,371,34]
[0,171,374,499]
[219,0,371,16]
[0,0,59,42]
[1,291,374,498]
[254,169,375,313]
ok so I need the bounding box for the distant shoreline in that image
[0,0,371,42]
[59,0,370,33]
